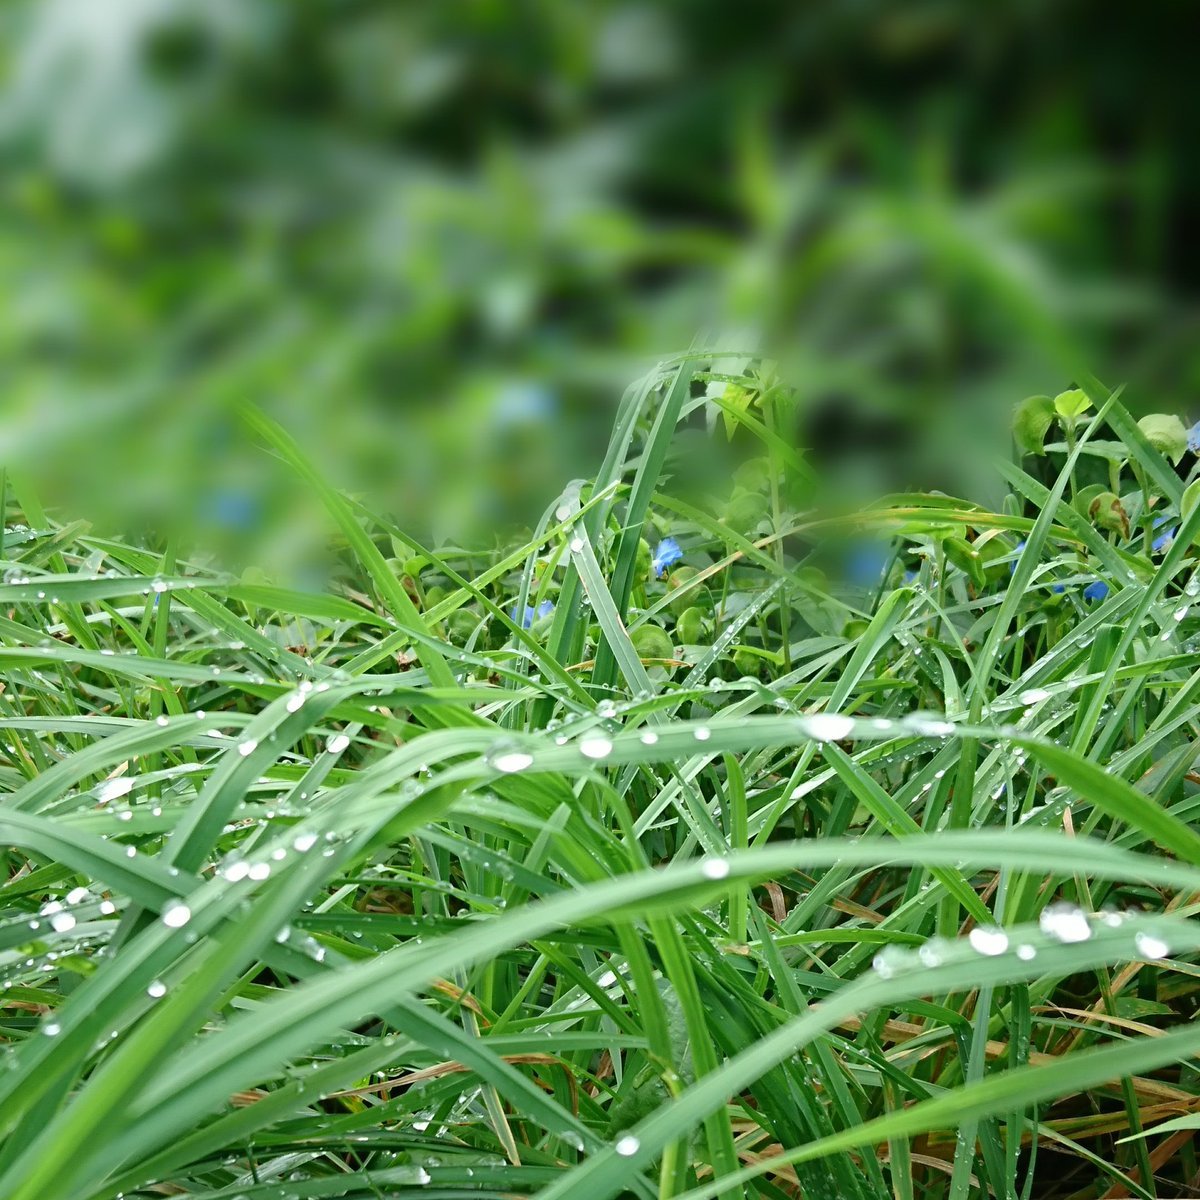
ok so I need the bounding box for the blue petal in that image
[1153,527,1177,553]
[1009,540,1027,575]
[1083,580,1109,602]
[652,537,683,577]
[1051,583,1066,594]
[1189,420,1200,454]
[846,545,889,586]
[510,603,536,629]
[535,599,555,619]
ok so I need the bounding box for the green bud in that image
[944,536,986,589]
[636,537,653,581]
[841,618,871,641]
[1013,394,1055,455]
[631,624,675,664]
[1137,414,1189,465]
[676,606,707,645]
[667,566,705,615]
[732,647,761,678]
[403,555,427,578]
[1089,491,1130,537]
[724,489,768,535]
[1182,479,1200,545]
[424,585,448,609]
[733,456,771,491]
[447,611,479,643]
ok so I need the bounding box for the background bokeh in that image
[3,0,1197,569]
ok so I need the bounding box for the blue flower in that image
[652,537,683,578]
[1188,420,1200,454]
[1051,583,1066,594]
[1152,514,1177,553]
[511,599,555,629]
[846,544,889,586]
[1083,580,1109,603]
[1009,540,1027,574]
[204,489,259,531]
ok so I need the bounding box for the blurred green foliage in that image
[2,0,1197,559]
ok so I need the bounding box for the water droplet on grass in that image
[1134,931,1169,960]
[238,739,258,757]
[326,733,350,754]
[1039,903,1091,943]
[579,736,613,760]
[147,980,167,998]
[968,926,1009,956]
[700,858,730,880]
[807,713,854,741]
[161,902,191,928]
[614,1134,640,1157]
[492,750,534,774]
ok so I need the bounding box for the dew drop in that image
[968,926,1009,956]
[326,733,350,755]
[293,832,318,853]
[155,715,170,727]
[161,901,191,928]
[614,1134,640,1157]
[700,857,730,880]
[492,750,534,774]
[579,736,614,760]
[639,730,659,745]
[693,726,712,742]
[238,739,258,757]
[43,1022,61,1037]
[1039,903,1091,943]
[569,537,585,554]
[1019,688,1051,705]
[807,713,854,741]
[1134,931,1169,961]
[49,912,76,934]
[147,980,167,999]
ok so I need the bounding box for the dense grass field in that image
[2,360,1200,1199]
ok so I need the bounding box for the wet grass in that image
[1,361,1199,1199]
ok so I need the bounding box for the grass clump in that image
[1,360,1200,1200]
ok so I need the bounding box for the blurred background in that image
[2,0,1197,571]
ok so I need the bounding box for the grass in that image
[1,360,1200,1200]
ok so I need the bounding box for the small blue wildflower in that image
[1051,583,1066,594]
[204,489,259,531]
[1188,420,1200,454]
[1082,580,1109,603]
[1009,540,1027,575]
[846,544,889,586]
[652,537,683,578]
[903,568,918,585]
[1152,514,1177,553]
[511,599,555,629]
